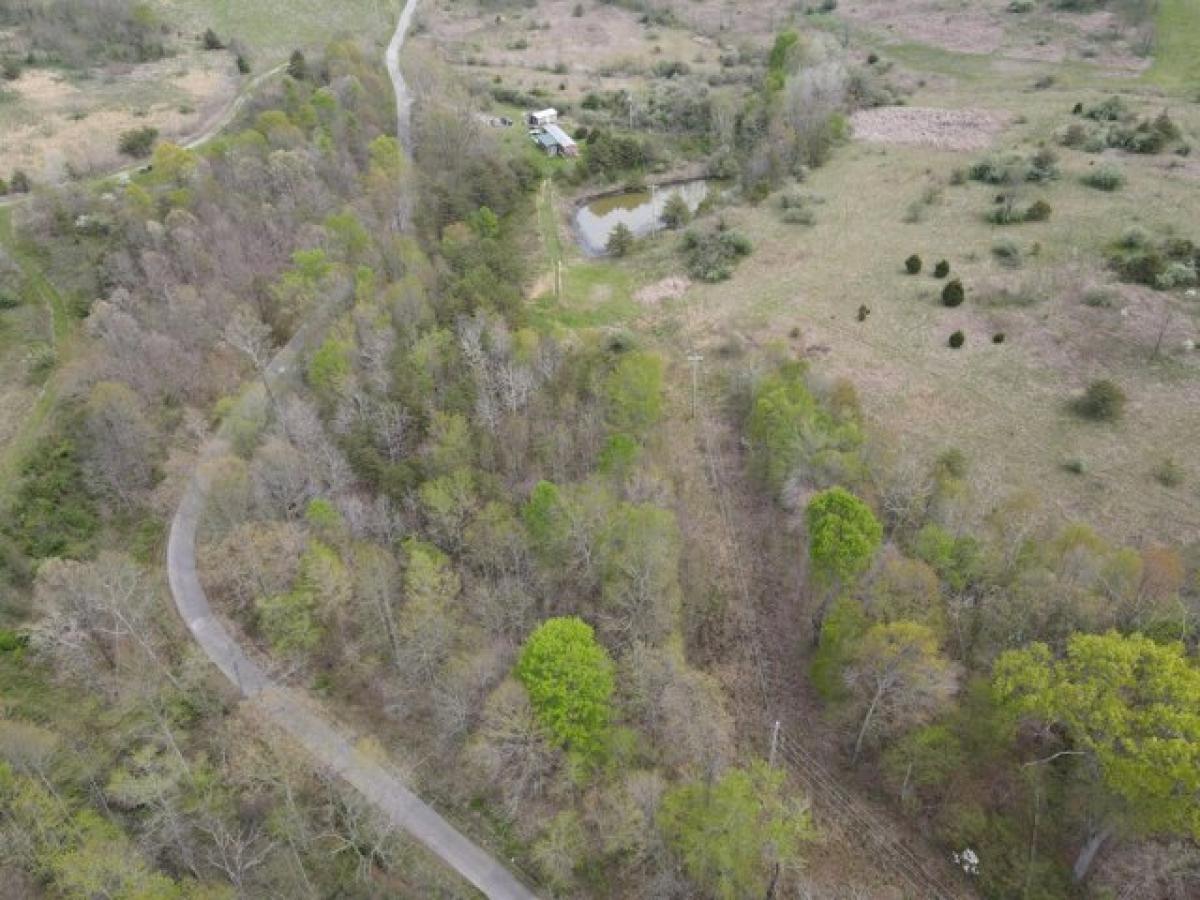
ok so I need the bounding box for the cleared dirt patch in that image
[635,276,691,305]
[850,106,1009,152]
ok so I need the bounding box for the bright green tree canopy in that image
[516,617,614,755]
[805,487,882,586]
[993,631,1200,839]
[604,351,664,436]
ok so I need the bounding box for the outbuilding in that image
[527,108,558,128]
[535,123,578,158]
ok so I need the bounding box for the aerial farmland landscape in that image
[0,0,1198,897]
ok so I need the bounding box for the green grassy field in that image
[1147,0,1200,90]
[0,208,73,503]
[162,0,400,62]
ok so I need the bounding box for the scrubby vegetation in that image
[0,0,170,68]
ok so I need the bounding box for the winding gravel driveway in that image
[167,4,537,897]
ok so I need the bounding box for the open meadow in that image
[466,0,1200,544]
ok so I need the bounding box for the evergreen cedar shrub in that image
[934,259,950,278]
[948,330,965,349]
[288,50,308,80]
[237,54,251,74]
[516,617,614,755]
[1073,379,1126,422]
[202,28,224,50]
[993,333,1006,344]
[606,222,634,257]
[905,254,922,275]
[10,170,31,194]
[942,279,965,307]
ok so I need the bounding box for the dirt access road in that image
[167,3,538,898]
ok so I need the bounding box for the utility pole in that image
[686,353,704,419]
[768,719,781,768]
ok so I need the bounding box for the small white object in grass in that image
[1187,288,1198,297]
[1120,307,1129,317]
[1184,339,1196,352]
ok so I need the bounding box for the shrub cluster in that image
[948,330,965,349]
[1081,165,1124,191]
[934,259,950,279]
[969,151,1058,186]
[1106,229,1199,289]
[986,196,1052,225]
[118,125,159,158]
[682,228,752,282]
[1063,101,1182,156]
[905,254,922,275]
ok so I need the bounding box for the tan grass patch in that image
[0,53,237,180]
[850,106,1010,152]
[840,0,1005,55]
[635,276,691,305]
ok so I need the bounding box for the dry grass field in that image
[0,50,237,180]
[1,0,400,183]
[435,0,1200,545]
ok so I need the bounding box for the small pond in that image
[574,179,712,256]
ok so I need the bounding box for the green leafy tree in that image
[993,631,1200,881]
[306,335,352,403]
[658,762,812,899]
[746,363,862,492]
[516,617,614,755]
[604,351,664,437]
[806,487,882,587]
[844,621,958,762]
[806,487,881,638]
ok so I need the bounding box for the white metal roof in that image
[543,124,576,147]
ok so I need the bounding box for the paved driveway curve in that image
[167,4,538,897]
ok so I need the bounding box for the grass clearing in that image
[1146,0,1200,89]
[0,207,75,505]
[162,0,400,62]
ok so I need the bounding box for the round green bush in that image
[933,260,950,278]
[942,279,965,307]
[993,333,1006,344]
[905,254,922,275]
[948,330,965,349]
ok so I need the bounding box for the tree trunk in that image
[1072,823,1113,883]
[852,683,884,764]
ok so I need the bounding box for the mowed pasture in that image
[161,0,400,62]
[678,48,1200,543]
